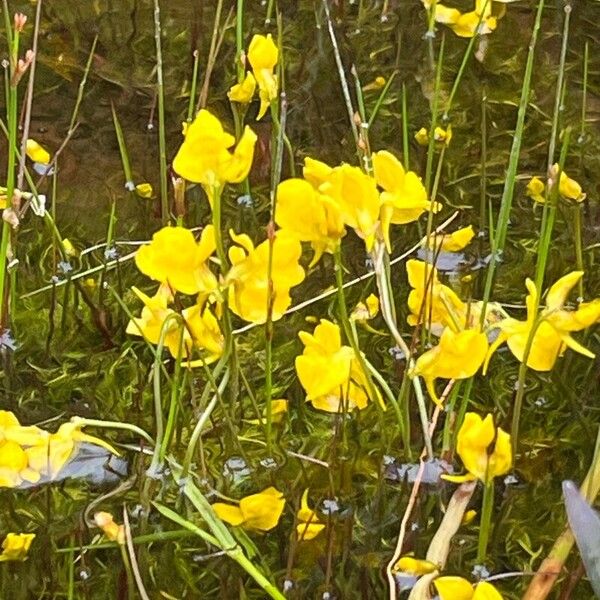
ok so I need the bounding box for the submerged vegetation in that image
[0,0,599,598]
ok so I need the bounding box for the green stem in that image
[119,543,136,600]
[477,482,494,564]
[0,22,19,328]
[480,0,545,321]
[153,0,169,224]
[236,0,245,81]
[187,50,201,123]
[573,204,584,298]
[180,368,230,482]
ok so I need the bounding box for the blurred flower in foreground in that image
[94,512,125,545]
[295,319,382,412]
[247,34,279,119]
[443,412,511,484]
[434,576,504,599]
[424,0,511,38]
[0,533,35,562]
[226,229,305,323]
[485,271,600,372]
[172,109,257,192]
[212,487,285,531]
[296,489,325,541]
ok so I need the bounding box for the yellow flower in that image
[393,555,438,576]
[444,413,512,484]
[526,166,586,204]
[246,399,288,425]
[172,109,257,188]
[135,182,154,199]
[275,178,345,266]
[373,150,441,251]
[295,319,381,412]
[425,0,504,38]
[556,165,586,201]
[414,126,452,146]
[228,71,257,104]
[61,238,78,258]
[247,34,279,119]
[426,225,475,253]
[406,260,465,333]
[126,286,223,363]
[0,410,45,446]
[526,176,545,203]
[94,512,125,545]
[135,225,218,297]
[0,533,35,562]
[303,157,334,189]
[411,328,488,406]
[321,164,381,251]
[485,272,600,372]
[351,293,380,322]
[226,229,305,324]
[0,439,40,488]
[434,576,504,600]
[296,489,325,541]
[26,422,118,480]
[212,487,285,531]
[26,139,50,164]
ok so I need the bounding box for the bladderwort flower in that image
[135,225,218,298]
[295,319,382,412]
[172,109,257,197]
[0,533,35,562]
[296,489,325,541]
[275,177,346,266]
[526,164,586,204]
[212,487,285,531]
[485,271,600,372]
[225,229,305,324]
[372,150,441,252]
[247,34,279,119]
[443,412,512,485]
[410,327,489,406]
[126,285,223,364]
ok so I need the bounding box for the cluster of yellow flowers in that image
[423,0,516,38]
[277,151,439,256]
[211,486,324,541]
[407,257,600,403]
[0,411,117,488]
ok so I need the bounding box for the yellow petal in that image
[228,72,257,104]
[239,487,285,531]
[26,139,51,164]
[472,581,504,600]
[526,176,546,204]
[434,576,475,600]
[394,556,438,576]
[212,503,245,526]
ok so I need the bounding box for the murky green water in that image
[1,0,600,598]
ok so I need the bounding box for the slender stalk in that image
[477,482,494,563]
[118,543,136,600]
[401,82,409,168]
[424,37,444,195]
[573,204,584,298]
[68,35,98,134]
[187,50,201,123]
[235,0,245,81]
[0,16,20,328]
[153,0,169,224]
[480,0,545,320]
[264,89,287,456]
